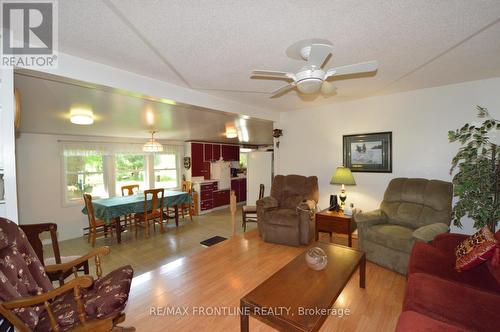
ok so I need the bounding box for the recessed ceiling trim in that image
[103,0,192,88]
[376,16,500,95]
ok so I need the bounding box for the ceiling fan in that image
[251,40,378,98]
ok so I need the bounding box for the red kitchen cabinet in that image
[231,179,239,201]
[191,143,204,177]
[239,179,247,202]
[231,178,247,202]
[213,189,230,208]
[212,144,221,161]
[222,145,240,161]
[204,144,213,162]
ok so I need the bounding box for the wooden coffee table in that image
[240,242,365,332]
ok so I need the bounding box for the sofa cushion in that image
[36,265,133,331]
[265,209,298,227]
[395,311,467,332]
[404,273,500,331]
[408,241,500,293]
[455,226,498,271]
[364,223,415,253]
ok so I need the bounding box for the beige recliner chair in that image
[257,175,319,246]
[355,178,453,274]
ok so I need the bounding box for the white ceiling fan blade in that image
[251,70,296,81]
[325,60,378,79]
[270,83,295,98]
[320,81,337,95]
[307,44,333,68]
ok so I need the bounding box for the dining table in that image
[81,190,191,243]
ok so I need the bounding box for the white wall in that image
[0,68,18,222]
[15,133,184,241]
[277,77,500,235]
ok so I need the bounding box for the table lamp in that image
[330,166,356,210]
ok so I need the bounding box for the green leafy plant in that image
[448,106,500,231]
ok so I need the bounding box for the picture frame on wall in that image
[343,132,392,173]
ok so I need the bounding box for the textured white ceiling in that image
[56,0,500,111]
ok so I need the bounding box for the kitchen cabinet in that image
[191,143,204,177]
[231,178,247,203]
[212,144,221,161]
[199,182,216,211]
[222,145,240,162]
[213,189,230,208]
[204,144,213,162]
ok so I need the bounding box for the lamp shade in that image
[330,166,356,185]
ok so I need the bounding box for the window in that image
[64,154,106,203]
[239,153,248,169]
[115,154,146,194]
[154,153,179,189]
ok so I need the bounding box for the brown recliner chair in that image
[257,175,319,246]
[355,178,453,275]
[0,218,134,331]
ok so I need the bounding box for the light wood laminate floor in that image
[47,208,406,331]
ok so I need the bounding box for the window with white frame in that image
[115,154,147,194]
[64,154,107,203]
[62,142,182,204]
[154,153,179,189]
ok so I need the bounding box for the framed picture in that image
[343,132,392,173]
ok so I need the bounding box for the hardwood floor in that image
[47,208,406,331]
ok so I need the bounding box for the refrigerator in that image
[246,151,273,205]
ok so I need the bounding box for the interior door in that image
[246,151,273,205]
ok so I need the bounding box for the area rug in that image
[200,236,227,247]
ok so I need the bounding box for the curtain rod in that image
[57,139,183,146]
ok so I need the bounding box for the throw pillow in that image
[455,226,498,271]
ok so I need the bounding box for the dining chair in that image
[83,194,115,247]
[179,181,193,221]
[121,184,139,228]
[20,222,90,286]
[134,188,165,238]
[121,184,139,196]
[242,183,264,232]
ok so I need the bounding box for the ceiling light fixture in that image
[226,127,238,139]
[70,107,94,125]
[143,131,163,152]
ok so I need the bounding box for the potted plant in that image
[448,106,499,232]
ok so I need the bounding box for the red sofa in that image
[396,231,500,331]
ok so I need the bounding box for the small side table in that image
[315,209,357,247]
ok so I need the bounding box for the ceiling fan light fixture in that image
[296,78,323,94]
[143,131,163,152]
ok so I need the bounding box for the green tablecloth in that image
[82,191,191,222]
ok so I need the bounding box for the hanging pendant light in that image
[143,131,163,152]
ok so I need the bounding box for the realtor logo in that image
[1,0,58,68]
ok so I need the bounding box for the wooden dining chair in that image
[20,222,90,286]
[134,188,165,238]
[179,181,193,221]
[83,194,115,247]
[121,184,139,228]
[121,184,139,196]
[242,183,265,232]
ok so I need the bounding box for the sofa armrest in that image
[257,196,279,210]
[432,233,469,253]
[354,209,386,227]
[412,223,450,243]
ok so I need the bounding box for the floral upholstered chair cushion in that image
[0,218,134,331]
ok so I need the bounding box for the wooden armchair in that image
[20,222,89,286]
[0,218,134,332]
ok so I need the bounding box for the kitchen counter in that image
[231,176,246,180]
